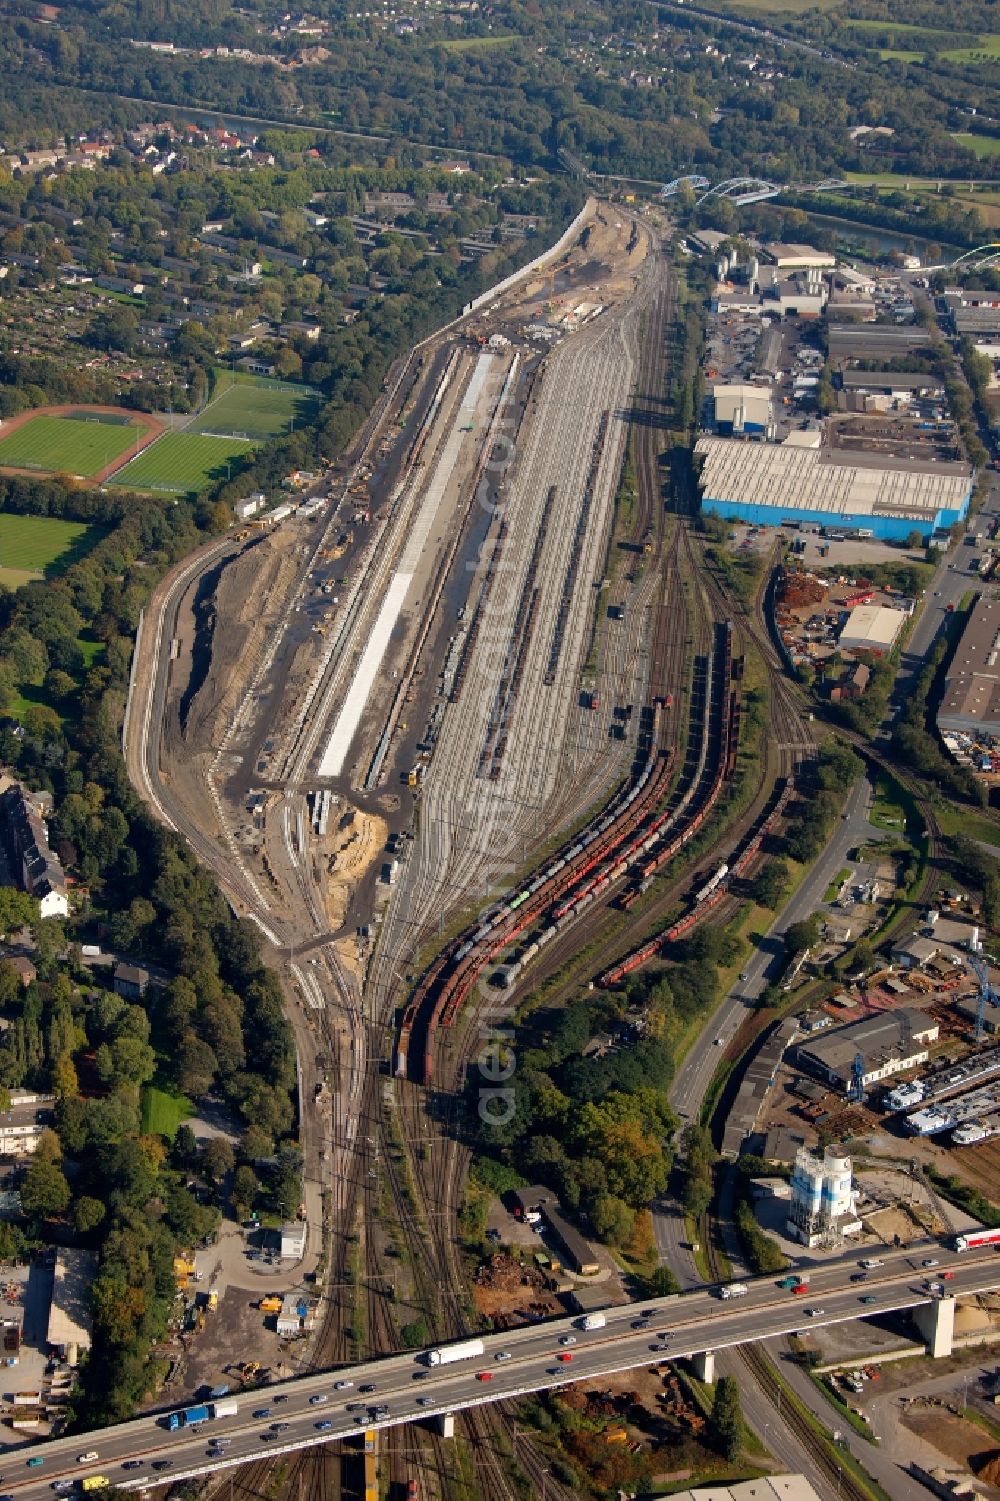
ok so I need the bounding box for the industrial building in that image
[838,370,945,413]
[46,1250,95,1365]
[937,596,1000,738]
[837,603,906,656]
[712,382,773,435]
[786,1145,861,1247]
[828,324,931,364]
[695,436,972,540]
[763,243,836,270]
[793,1008,939,1092]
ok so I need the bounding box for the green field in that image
[844,17,952,35]
[114,432,255,496]
[141,1084,193,1140]
[440,32,517,49]
[954,132,1000,157]
[723,0,840,12]
[188,370,321,441]
[879,48,925,61]
[942,36,1000,62]
[0,512,97,587]
[0,414,139,477]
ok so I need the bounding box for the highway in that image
[4,1245,997,1498]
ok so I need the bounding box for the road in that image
[655,772,882,1281]
[2,1244,995,1499]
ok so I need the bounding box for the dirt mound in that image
[974,1449,1000,1484]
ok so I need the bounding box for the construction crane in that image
[969,947,1000,1043]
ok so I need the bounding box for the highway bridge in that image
[5,1243,1000,1497]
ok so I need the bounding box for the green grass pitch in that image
[188,370,321,441]
[0,414,138,476]
[0,512,97,580]
[113,432,256,496]
[141,1084,193,1140]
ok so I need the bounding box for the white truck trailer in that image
[426,1337,486,1367]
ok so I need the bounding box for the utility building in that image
[712,383,773,436]
[838,604,906,656]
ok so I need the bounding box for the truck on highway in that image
[955,1226,1000,1252]
[81,1479,110,1493]
[166,1400,237,1430]
[578,1312,607,1331]
[425,1337,486,1367]
[719,1283,748,1300]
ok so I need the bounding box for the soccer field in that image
[188,371,321,440]
[113,432,256,496]
[0,512,97,585]
[0,414,139,476]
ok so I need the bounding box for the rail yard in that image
[122,199,822,1501]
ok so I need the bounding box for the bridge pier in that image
[438,1412,455,1438]
[913,1296,955,1358]
[691,1350,716,1383]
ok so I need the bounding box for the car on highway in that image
[928,1281,944,1293]
[360,1384,377,1394]
[412,1371,430,1380]
[559,1336,576,1346]
[557,1352,573,1362]
[805,1308,824,1317]
[252,1408,271,1419]
[151,1461,173,1472]
[315,1421,334,1432]
[922,1258,939,1267]
[777,1275,800,1289]
[859,1296,877,1305]
[309,1395,328,1406]
[27,1459,45,1469]
[941,1270,955,1280]
[713,1036,723,1046]
[476,1372,493,1382]
[334,1379,353,1390]
[850,1273,867,1283]
[52,1482,75,1492]
[416,1397,433,1407]
[739,972,748,982]
[273,1394,289,1404]
[631,1319,650,1329]
[77,1453,100,1465]
[271,1422,291,1432]
[494,1351,512,1362]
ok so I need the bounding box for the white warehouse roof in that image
[695,436,972,524]
[839,604,906,653]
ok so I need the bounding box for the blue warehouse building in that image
[695,435,973,542]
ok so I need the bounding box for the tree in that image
[709,1375,743,1461]
[73,1195,106,1234]
[232,1164,258,1220]
[21,1157,70,1220]
[201,1137,235,1183]
[590,1192,635,1246]
[0,887,36,936]
[784,915,820,956]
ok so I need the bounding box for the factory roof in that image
[764,242,836,268]
[938,595,1000,730]
[838,603,906,651]
[840,370,944,392]
[695,436,972,522]
[828,325,931,360]
[796,1008,937,1077]
[47,1250,95,1354]
[672,1476,823,1501]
